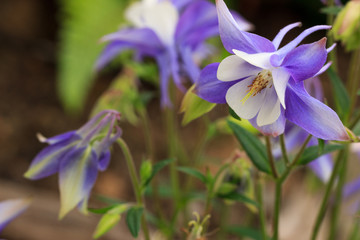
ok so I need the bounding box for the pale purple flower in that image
[0,198,31,233]
[96,0,252,107]
[24,110,121,218]
[196,0,349,141]
[321,0,342,6]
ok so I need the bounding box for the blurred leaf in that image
[318,139,325,155]
[225,226,266,240]
[126,207,144,238]
[180,85,216,126]
[217,192,258,208]
[298,144,344,165]
[143,158,175,187]
[327,68,350,121]
[89,205,117,214]
[320,6,342,15]
[177,166,208,184]
[58,0,127,113]
[227,120,270,173]
[140,160,153,186]
[229,107,241,121]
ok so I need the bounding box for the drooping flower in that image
[196,0,349,141]
[0,198,31,233]
[96,0,252,107]
[24,110,121,218]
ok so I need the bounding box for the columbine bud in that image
[333,0,360,51]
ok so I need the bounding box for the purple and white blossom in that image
[24,110,121,218]
[96,0,252,107]
[196,0,349,141]
[0,198,31,232]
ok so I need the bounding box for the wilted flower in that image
[96,0,252,107]
[333,0,360,51]
[24,110,121,218]
[196,0,349,141]
[0,198,31,232]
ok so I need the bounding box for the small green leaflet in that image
[177,166,208,184]
[298,144,344,165]
[126,207,144,238]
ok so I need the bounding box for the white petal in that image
[217,55,260,81]
[271,68,290,109]
[256,88,281,126]
[226,77,266,119]
[233,49,274,69]
[125,2,146,28]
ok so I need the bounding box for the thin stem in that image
[279,134,290,166]
[311,149,346,240]
[326,0,338,72]
[140,109,155,161]
[273,181,282,240]
[255,175,268,240]
[265,136,278,179]
[348,50,360,119]
[117,138,151,240]
[329,147,349,240]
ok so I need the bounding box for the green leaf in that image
[93,204,130,239]
[58,0,127,113]
[93,214,121,238]
[177,166,208,184]
[327,68,350,121]
[225,226,266,240]
[318,139,325,155]
[298,144,345,165]
[180,85,216,125]
[217,192,259,208]
[320,6,342,15]
[229,107,241,121]
[140,160,153,186]
[89,205,117,214]
[143,158,175,187]
[126,207,144,238]
[227,120,271,173]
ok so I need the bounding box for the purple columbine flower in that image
[95,0,252,107]
[0,198,31,233]
[24,110,121,219]
[196,0,349,141]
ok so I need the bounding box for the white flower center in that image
[241,70,273,104]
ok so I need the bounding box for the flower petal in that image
[195,63,240,104]
[156,54,172,108]
[58,146,98,219]
[277,25,331,57]
[285,79,349,141]
[97,150,111,171]
[343,177,360,199]
[96,28,164,71]
[233,50,274,69]
[42,131,77,144]
[272,68,290,109]
[281,38,328,82]
[217,55,260,81]
[0,198,31,232]
[309,154,333,182]
[256,88,281,126]
[216,0,275,53]
[272,22,302,49]
[226,77,266,119]
[24,136,81,180]
[249,108,286,137]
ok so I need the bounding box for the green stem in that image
[265,136,278,179]
[273,181,282,240]
[326,0,338,72]
[140,109,155,161]
[117,138,151,240]
[348,50,360,119]
[255,175,268,240]
[311,149,346,240]
[279,134,290,166]
[329,147,349,240]
[348,217,360,240]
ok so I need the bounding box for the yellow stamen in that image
[240,70,273,105]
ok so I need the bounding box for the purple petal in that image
[344,177,360,199]
[304,77,324,101]
[178,44,201,82]
[24,135,81,180]
[156,54,172,108]
[59,146,98,218]
[42,131,77,144]
[281,38,328,82]
[285,79,349,141]
[249,108,286,137]
[272,22,302,49]
[195,63,240,104]
[98,150,111,171]
[176,0,218,48]
[277,25,331,57]
[308,154,333,182]
[0,198,31,232]
[95,28,164,71]
[171,0,195,10]
[216,0,275,54]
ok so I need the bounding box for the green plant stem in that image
[255,175,268,240]
[326,0,338,72]
[140,109,155,161]
[348,216,360,240]
[348,50,360,118]
[279,134,290,166]
[311,149,346,240]
[265,136,278,179]
[329,147,349,240]
[117,138,151,240]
